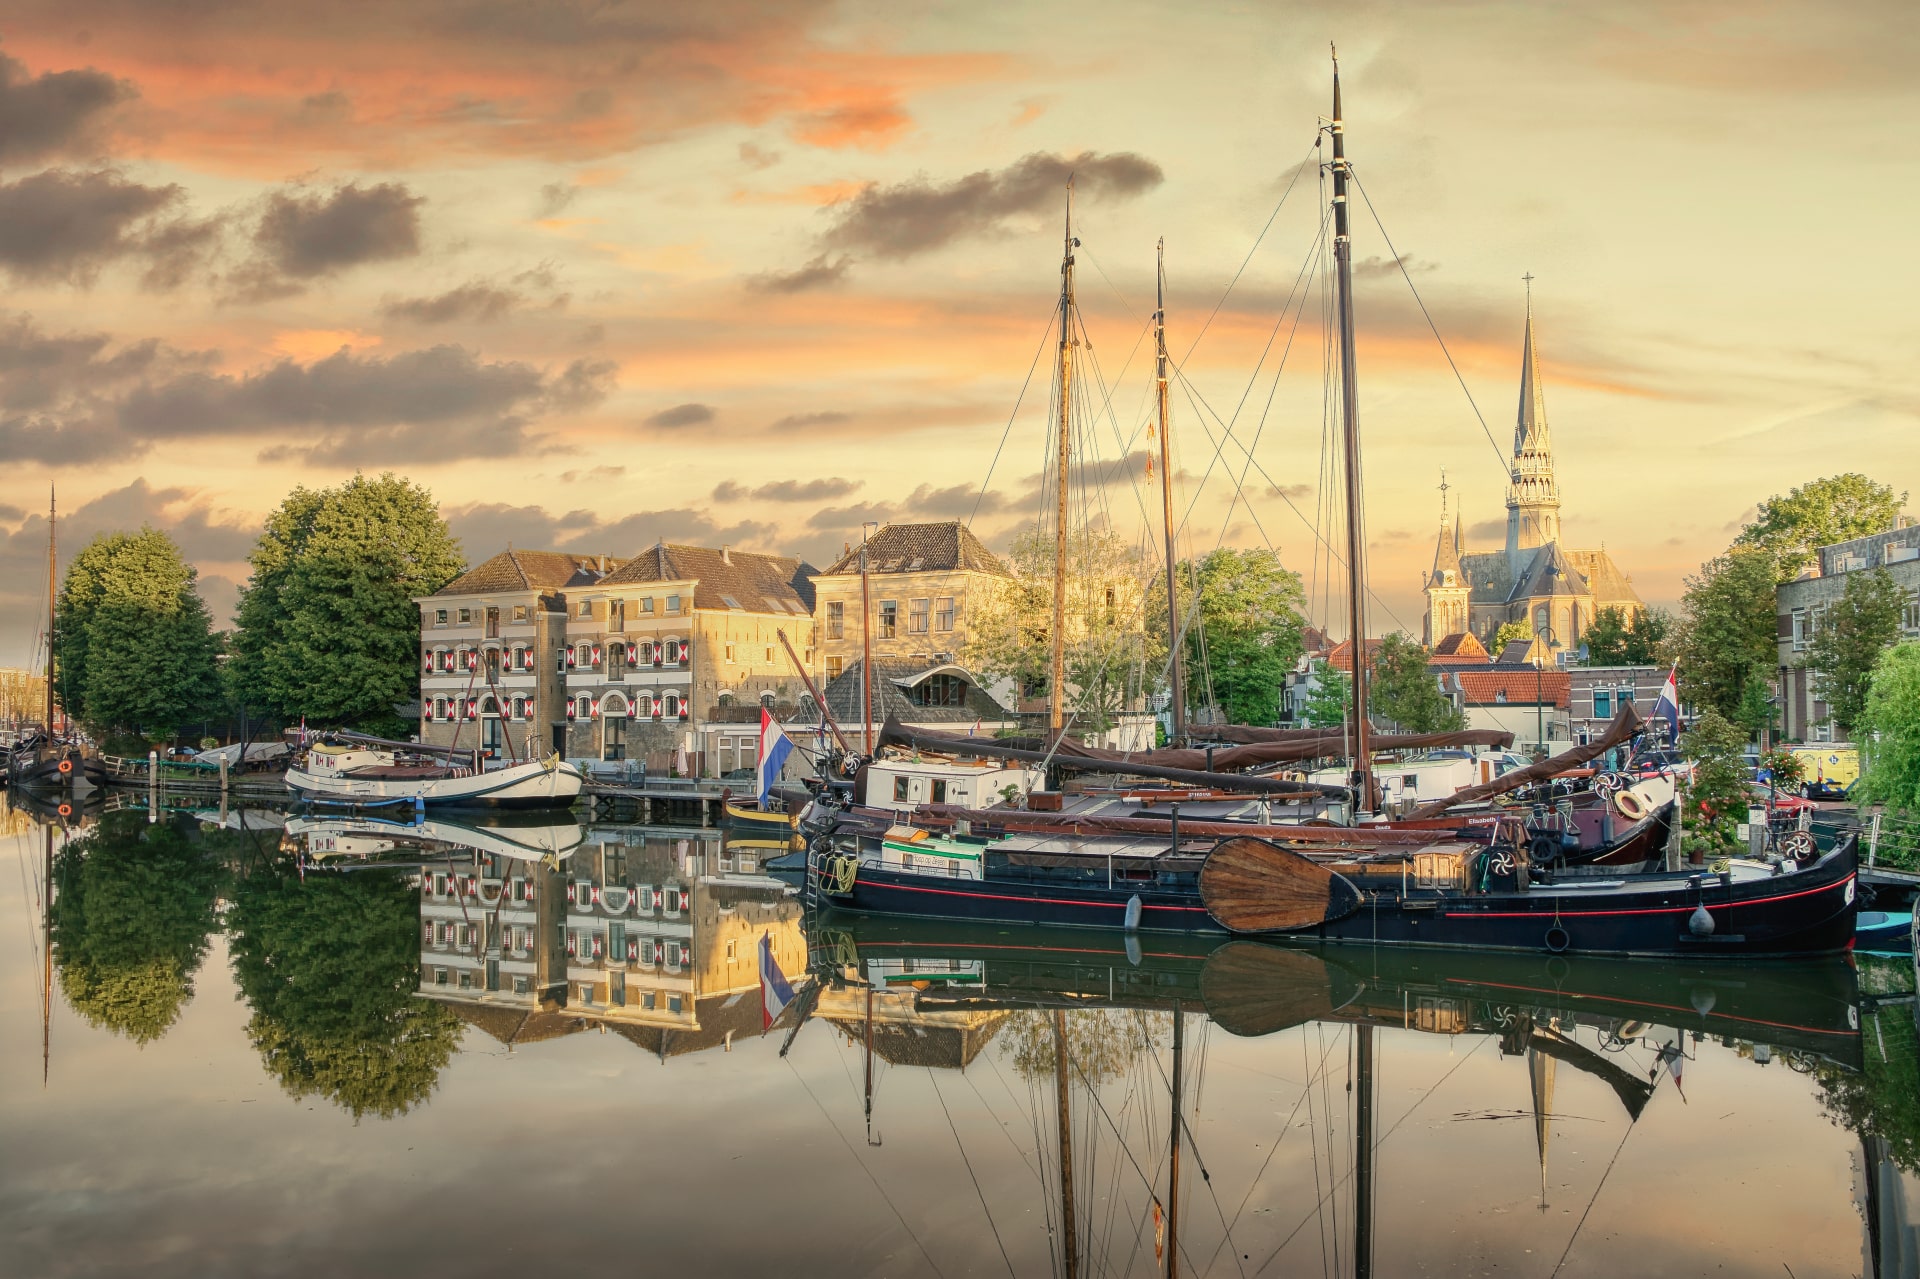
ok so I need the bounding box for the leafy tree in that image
[1171,547,1306,725]
[232,474,464,735]
[50,813,224,1044]
[1490,619,1532,652]
[1001,1007,1169,1086]
[54,528,222,739]
[1300,659,1350,729]
[1734,473,1905,581]
[962,525,1163,733]
[1582,606,1671,666]
[1804,568,1906,737]
[227,861,461,1120]
[1371,633,1464,732]
[1856,642,1920,812]
[1818,958,1920,1174]
[1678,709,1752,862]
[1670,548,1777,729]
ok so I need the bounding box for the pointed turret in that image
[1424,473,1469,645]
[1504,280,1562,563]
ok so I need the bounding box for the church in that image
[1423,295,1643,659]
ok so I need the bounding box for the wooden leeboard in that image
[1200,942,1366,1038]
[1199,836,1364,934]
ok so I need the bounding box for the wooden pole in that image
[860,525,875,756]
[1054,1008,1079,1278]
[1052,185,1076,736]
[777,628,853,756]
[1156,240,1186,743]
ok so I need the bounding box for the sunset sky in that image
[1,0,1914,666]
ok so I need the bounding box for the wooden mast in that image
[1054,1008,1079,1277]
[43,823,53,1087]
[1330,49,1374,813]
[1354,1022,1376,1278]
[45,483,56,734]
[1155,239,1187,743]
[860,523,875,756]
[1051,185,1077,736]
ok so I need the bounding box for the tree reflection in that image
[227,862,460,1120]
[50,813,223,1045]
[1817,957,1920,1172]
[1000,1008,1172,1085]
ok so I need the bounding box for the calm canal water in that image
[3,798,1916,1278]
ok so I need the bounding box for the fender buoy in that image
[1613,788,1648,821]
[57,758,72,774]
[1529,834,1560,864]
[57,802,72,817]
[1544,925,1571,954]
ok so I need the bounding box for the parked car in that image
[1802,775,1852,802]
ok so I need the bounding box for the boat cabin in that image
[861,757,1041,811]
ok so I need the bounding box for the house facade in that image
[1567,665,1666,747]
[1776,519,1920,742]
[1445,668,1570,755]
[564,542,817,774]
[812,522,1009,684]
[417,551,617,761]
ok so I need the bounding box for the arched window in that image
[576,643,594,668]
[576,695,594,719]
[480,695,499,715]
[665,692,682,718]
[433,697,448,721]
[759,690,776,708]
[602,692,630,717]
[640,639,656,665]
[665,639,682,664]
[1533,605,1549,634]
[799,694,818,719]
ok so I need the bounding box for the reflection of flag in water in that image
[757,708,795,809]
[1152,1199,1165,1260]
[969,718,981,738]
[1659,1042,1686,1099]
[1654,667,1681,746]
[759,933,796,1030]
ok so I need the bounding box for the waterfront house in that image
[567,541,817,775]
[1446,668,1570,755]
[1568,665,1667,747]
[811,521,1009,685]
[416,550,619,761]
[1775,518,1920,742]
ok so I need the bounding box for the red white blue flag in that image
[759,932,796,1030]
[1654,666,1681,746]
[756,707,794,809]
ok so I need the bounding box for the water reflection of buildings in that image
[417,827,804,1058]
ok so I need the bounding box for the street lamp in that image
[1534,626,1558,758]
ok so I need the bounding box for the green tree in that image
[1818,957,1920,1173]
[54,528,222,739]
[962,525,1163,733]
[1171,547,1305,725]
[233,474,464,734]
[50,813,225,1044]
[1856,642,1920,812]
[1371,633,1464,732]
[1670,548,1777,729]
[1804,568,1906,737]
[227,861,461,1119]
[1734,473,1905,581]
[1678,709,1752,862]
[1300,659,1350,728]
[1490,619,1532,651]
[1000,1007,1169,1086]
[1581,606,1672,666]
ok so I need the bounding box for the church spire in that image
[1430,471,1461,578]
[1504,276,1561,562]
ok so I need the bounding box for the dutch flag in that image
[1654,666,1681,747]
[756,707,795,810]
[759,932,796,1030]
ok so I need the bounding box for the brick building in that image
[1776,519,1920,742]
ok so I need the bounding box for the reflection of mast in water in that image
[1353,1023,1375,1279]
[42,822,53,1086]
[1529,1043,1556,1211]
[1054,1009,1078,1278]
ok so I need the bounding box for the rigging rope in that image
[928,1068,1019,1279]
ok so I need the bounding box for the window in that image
[668,995,683,1014]
[434,608,448,626]
[894,776,910,802]
[825,601,844,640]
[878,600,898,639]
[1593,689,1612,720]
[513,976,530,995]
[610,599,625,631]
[556,647,567,675]
[931,779,947,803]
[726,939,737,962]
[512,604,528,623]
[577,600,592,618]
[765,647,773,662]
[826,655,844,681]
[607,644,626,678]
[666,593,681,613]
[666,639,683,664]
[485,607,499,638]
[935,597,955,631]
[576,643,594,668]
[1906,592,1920,634]
[640,597,654,614]
[910,674,967,707]
[909,598,930,633]
[603,714,627,761]
[665,693,682,718]
[435,968,449,986]
[725,643,736,664]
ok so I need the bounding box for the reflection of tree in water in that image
[227,862,460,1120]
[1000,1008,1172,1084]
[50,812,223,1044]
[1816,956,1920,1172]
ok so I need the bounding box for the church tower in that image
[1504,283,1561,568]
[1424,474,1470,646]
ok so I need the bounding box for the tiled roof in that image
[1511,541,1589,601]
[815,659,1012,725]
[436,549,615,596]
[1431,632,1488,661]
[434,998,588,1046]
[819,1013,1012,1068]
[819,522,1009,577]
[1326,638,1385,673]
[1452,669,1569,709]
[600,542,817,615]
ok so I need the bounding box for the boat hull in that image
[811,857,1224,934]
[724,800,794,839]
[287,756,583,808]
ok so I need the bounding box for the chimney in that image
[597,555,606,574]
[721,545,731,565]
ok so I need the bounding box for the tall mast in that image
[860,523,876,756]
[1155,240,1187,742]
[45,484,56,732]
[1354,1023,1375,1278]
[1330,49,1374,813]
[1051,185,1077,736]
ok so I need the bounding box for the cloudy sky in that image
[0,0,1915,665]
